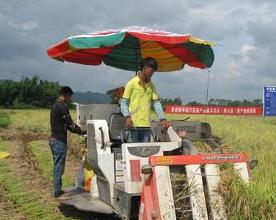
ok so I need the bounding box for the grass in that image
[29,140,75,187]
[29,140,53,179]
[0,141,68,220]
[0,109,76,134]
[0,112,12,128]
[6,109,51,133]
[0,111,77,219]
[167,114,276,219]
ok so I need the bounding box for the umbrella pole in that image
[135,50,138,75]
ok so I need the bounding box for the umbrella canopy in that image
[47,26,215,72]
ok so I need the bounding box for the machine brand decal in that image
[128,146,160,157]
[203,155,241,160]
[154,156,173,165]
[139,147,152,157]
[149,153,248,166]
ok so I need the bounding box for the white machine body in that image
[63,103,250,220]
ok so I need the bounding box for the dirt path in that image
[0,132,115,220]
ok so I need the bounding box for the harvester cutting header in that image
[47,26,254,220]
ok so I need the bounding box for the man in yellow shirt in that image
[120,57,169,142]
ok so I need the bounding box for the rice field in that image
[0,109,275,219]
[167,114,276,219]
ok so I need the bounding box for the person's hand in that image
[74,125,82,134]
[125,117,133,129]
[73,124,86,135]
[160,119,171,129]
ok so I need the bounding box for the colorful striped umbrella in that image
[47,26,215,72]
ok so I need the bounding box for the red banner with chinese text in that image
[165,105,263,115]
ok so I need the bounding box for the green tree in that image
[0,76,60,108]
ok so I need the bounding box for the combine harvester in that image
[47,27,256,219]
[60,103,254,220]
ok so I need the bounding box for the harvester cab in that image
[60,103,251,220]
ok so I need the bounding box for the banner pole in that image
[204,69,210,122]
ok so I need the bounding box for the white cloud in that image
[228,44,256,77]
[8,20,38,31]
[21,21,38,31]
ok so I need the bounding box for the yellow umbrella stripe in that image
[189,36,217,46]
[139,41,184,72]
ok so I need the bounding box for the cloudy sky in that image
[0,0,275,103]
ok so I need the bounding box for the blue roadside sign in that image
[264,86,276,116]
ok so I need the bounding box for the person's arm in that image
[152,84,165,120]
[121,81,133,128]
[120,98,130,117]
[153,100,165,120]
[152,84,170,128]
[61,104,85,135]
[120,98,133,128]
[63,114,84,134]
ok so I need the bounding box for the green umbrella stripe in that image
[68,31,126,49]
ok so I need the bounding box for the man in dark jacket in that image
[49,86,85,198]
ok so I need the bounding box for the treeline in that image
[0,76,60,108]
[162,98,263,107]
[0,76,263,108]
[207,98,262,106]
[160,97,182,107]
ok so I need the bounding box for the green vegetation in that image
[0,76,263,109]
[160,96,182,106]
[29,140,75,187]
[0,141,68,220]
[187,98,263,106]
[207,98,262,106]
[0,76,60,108]
[0,112,11,128]
[8,109,51,133]
[168,114,276,219]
